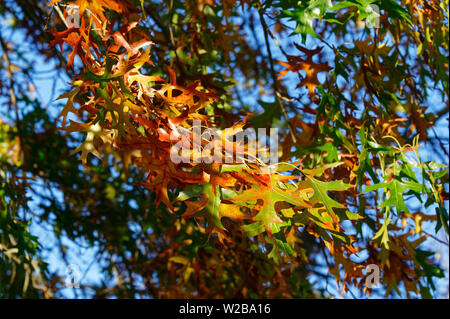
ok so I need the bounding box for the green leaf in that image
[301,162,343,177]
[365,178,422,214]
[241,222,265,238]
[302,176,352,214]
[176,184,224,229]
[372,217,391,249]
[335,210,364,221]
[232,179,308,235]
[267,237,295,264]
[250,100,282,127]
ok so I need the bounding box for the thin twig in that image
[53,3,70,29]
[431,126,449,158]
[424,229,449,246]
[0,33,24,164]
[258,7,297,144]
[260,17,289,58]
[168,0,176,48]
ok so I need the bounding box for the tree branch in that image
[0,33,24,164]
[258,7,297,144]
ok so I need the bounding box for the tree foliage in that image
[0,0,448,298]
